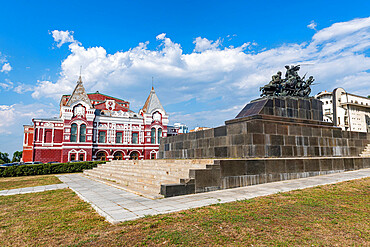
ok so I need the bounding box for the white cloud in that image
[51,30,79,48]
[193,37,222,52]
[312,17,370,43]
[307,21,317,30]
[1,62,12,73]
[0,103,56,134]
[13,83,34,94]
[0,102,57,155]
[32,17,370,129]
[0,79,13,91]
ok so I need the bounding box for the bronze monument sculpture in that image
[260,65,314,97]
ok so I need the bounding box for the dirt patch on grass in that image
[0,175,62,190]
[0,178,369,246]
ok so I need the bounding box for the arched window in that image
[114,152,123,160]
[80,124,86,142]
[71,124,77,142]
[70,153,76,161]
[157,128,162,144]
[151,128,156,144]
[96,151,106,161]
[130,151,139,160]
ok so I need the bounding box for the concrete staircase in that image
[83,159,214,199]
[360,144,370,157]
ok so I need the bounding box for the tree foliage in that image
[12,151,23,162]
[0,152,11,164]
[0,161,105,177]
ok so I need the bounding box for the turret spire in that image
[78,66,82,84]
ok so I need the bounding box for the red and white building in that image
[22,77,169,163]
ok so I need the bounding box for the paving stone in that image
[52,170,370,223]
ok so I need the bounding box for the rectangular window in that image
[98,131,106,143]
[79,154,84,161]
[116,132,123,143]
[132,132,138,144]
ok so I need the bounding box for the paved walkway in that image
[57,168,370,224]
[0,183,68,196]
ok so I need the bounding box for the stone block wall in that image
[160,157,370,197]
[159,96,370,159]
[189,157,370,193]
[159,117,370,159]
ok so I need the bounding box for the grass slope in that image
[0,175,62,190]
[0,178,369,246]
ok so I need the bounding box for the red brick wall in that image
[22,149,33,162]
[34,149,62,163]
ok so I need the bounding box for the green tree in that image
[12,151,23,162]
[0,152,11,164]
[367,95,370,99]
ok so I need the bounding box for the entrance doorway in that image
[151,153,156,159]
[129,151,139,160]
[96,151,107,161]
[113,152,124,160]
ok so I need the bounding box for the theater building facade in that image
[22,77,169,163]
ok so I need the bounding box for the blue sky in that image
[0,0,370,156]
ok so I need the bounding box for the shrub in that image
[0,161,106,177]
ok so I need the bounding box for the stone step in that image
[85,167,186,182]
[107,159,214,166]
[97,162,210,169]
[360,144,370,157]
[84,170,168,194]
[85,159,215,198]
[85,169,179,185]
[92,165,206,175]
[96,163,208,171]
[93,164,207,174]
[84,175,164,199]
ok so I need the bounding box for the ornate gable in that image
[66,76,93,109]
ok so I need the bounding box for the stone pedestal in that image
[158,97,370,159]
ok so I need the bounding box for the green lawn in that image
[0,178,369,246]
[0,174,62,190]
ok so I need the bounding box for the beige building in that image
[315,88,370,132]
